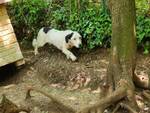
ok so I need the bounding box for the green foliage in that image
[52,3,111,49]
[8,0,52,47]
[8,0,150,53]
[71,8,111,49]
[136,0,149,14]
[137,15,150,54]
[51,6,67,29]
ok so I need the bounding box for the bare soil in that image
[0,46,150,113]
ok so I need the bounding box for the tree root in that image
[0,94,30,113]
[77,79,140,113]
[142,90,150,101]
[120,103,138,113]
[26,87,75,113]
[112,102,138,113]
[25,85,140,113]
[133,73,150,89]
[77,86,127,113]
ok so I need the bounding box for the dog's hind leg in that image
[32,39,39,55]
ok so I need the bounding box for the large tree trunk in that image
[108,0,136,87]
[106,0,138,110]
[78,0,140,113]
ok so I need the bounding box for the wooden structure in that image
[0,0,24,67]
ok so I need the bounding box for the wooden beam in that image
[0,52,23,67]
[0,33,16,43]
[0,0,12,4]
[0,42,23,67]
[0,5,7,16]
[0,15,11,26]
[0,24,13,32]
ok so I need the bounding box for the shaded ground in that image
[0,46,150,113]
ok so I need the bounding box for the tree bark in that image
[78,0,140,112]
[106,0,139,111]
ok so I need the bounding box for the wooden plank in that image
[0,33,17,45]
[0,15,11,26]
[0,33,16,42]
[0,24,13,32]
[0,41,23,67]
[0,51,23,67]
[0,0,12,4]
[0,26,14,36]
[0,5,7,16]
[0,42,23,62]
[0,43,18,57]
[0,42,18,53]
[0,37,16,47]
[15,59,25,67]
[0,14,9,21]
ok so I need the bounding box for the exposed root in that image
[77,86,127,113]
[26,87,75,113]
[112,102,138,113]
[133,72,150,89]
[142,90,150,101]
[26,87,63,104]
[120,103,138,113]
[112,103,121,113]
[0,94,30,113]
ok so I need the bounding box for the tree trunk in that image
[78,0,140,113]
[106,0,139,111]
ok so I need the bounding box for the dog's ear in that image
[43,27,52,33]
[65,32,73,43]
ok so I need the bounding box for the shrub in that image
[136,15,150,54]
[52,4,111,49]
[8,0,52,48]
[8,0,150,53]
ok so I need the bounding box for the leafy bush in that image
[8,0,150,53]
[136,0,149,14]
[52,3,111,49]
[137,15,150,54]
[8,0,52,48]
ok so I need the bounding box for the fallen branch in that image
[26,87,75,113]
[77,86,127,113]
[112,102,138,113]
[0,94,30,113]
[142,90,150,101]
[112,103,121,113]
[120,103,138,113]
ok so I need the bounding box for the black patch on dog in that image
[43,27,51,33]
[65,32,73,43]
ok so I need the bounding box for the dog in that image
[32,27,82,61]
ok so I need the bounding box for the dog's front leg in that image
[62,48,77,61]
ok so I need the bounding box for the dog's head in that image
[65,32,82,48]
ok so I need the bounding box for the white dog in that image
[32,27,82,61]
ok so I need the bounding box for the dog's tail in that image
[32,38,37,48]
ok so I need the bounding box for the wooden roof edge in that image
[0,0,12,4]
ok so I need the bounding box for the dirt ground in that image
[0,46,150,113]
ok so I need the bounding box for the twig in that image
[112,103,121,113]
[142,90,150,101]
[26,87,75,113]
[120,103,138,113]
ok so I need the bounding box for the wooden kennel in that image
[0,0,24,67]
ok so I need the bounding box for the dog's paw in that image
[66,55,70,59]
[34,52,37,55]
[71,55,77,61]
[34,50,39,56]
